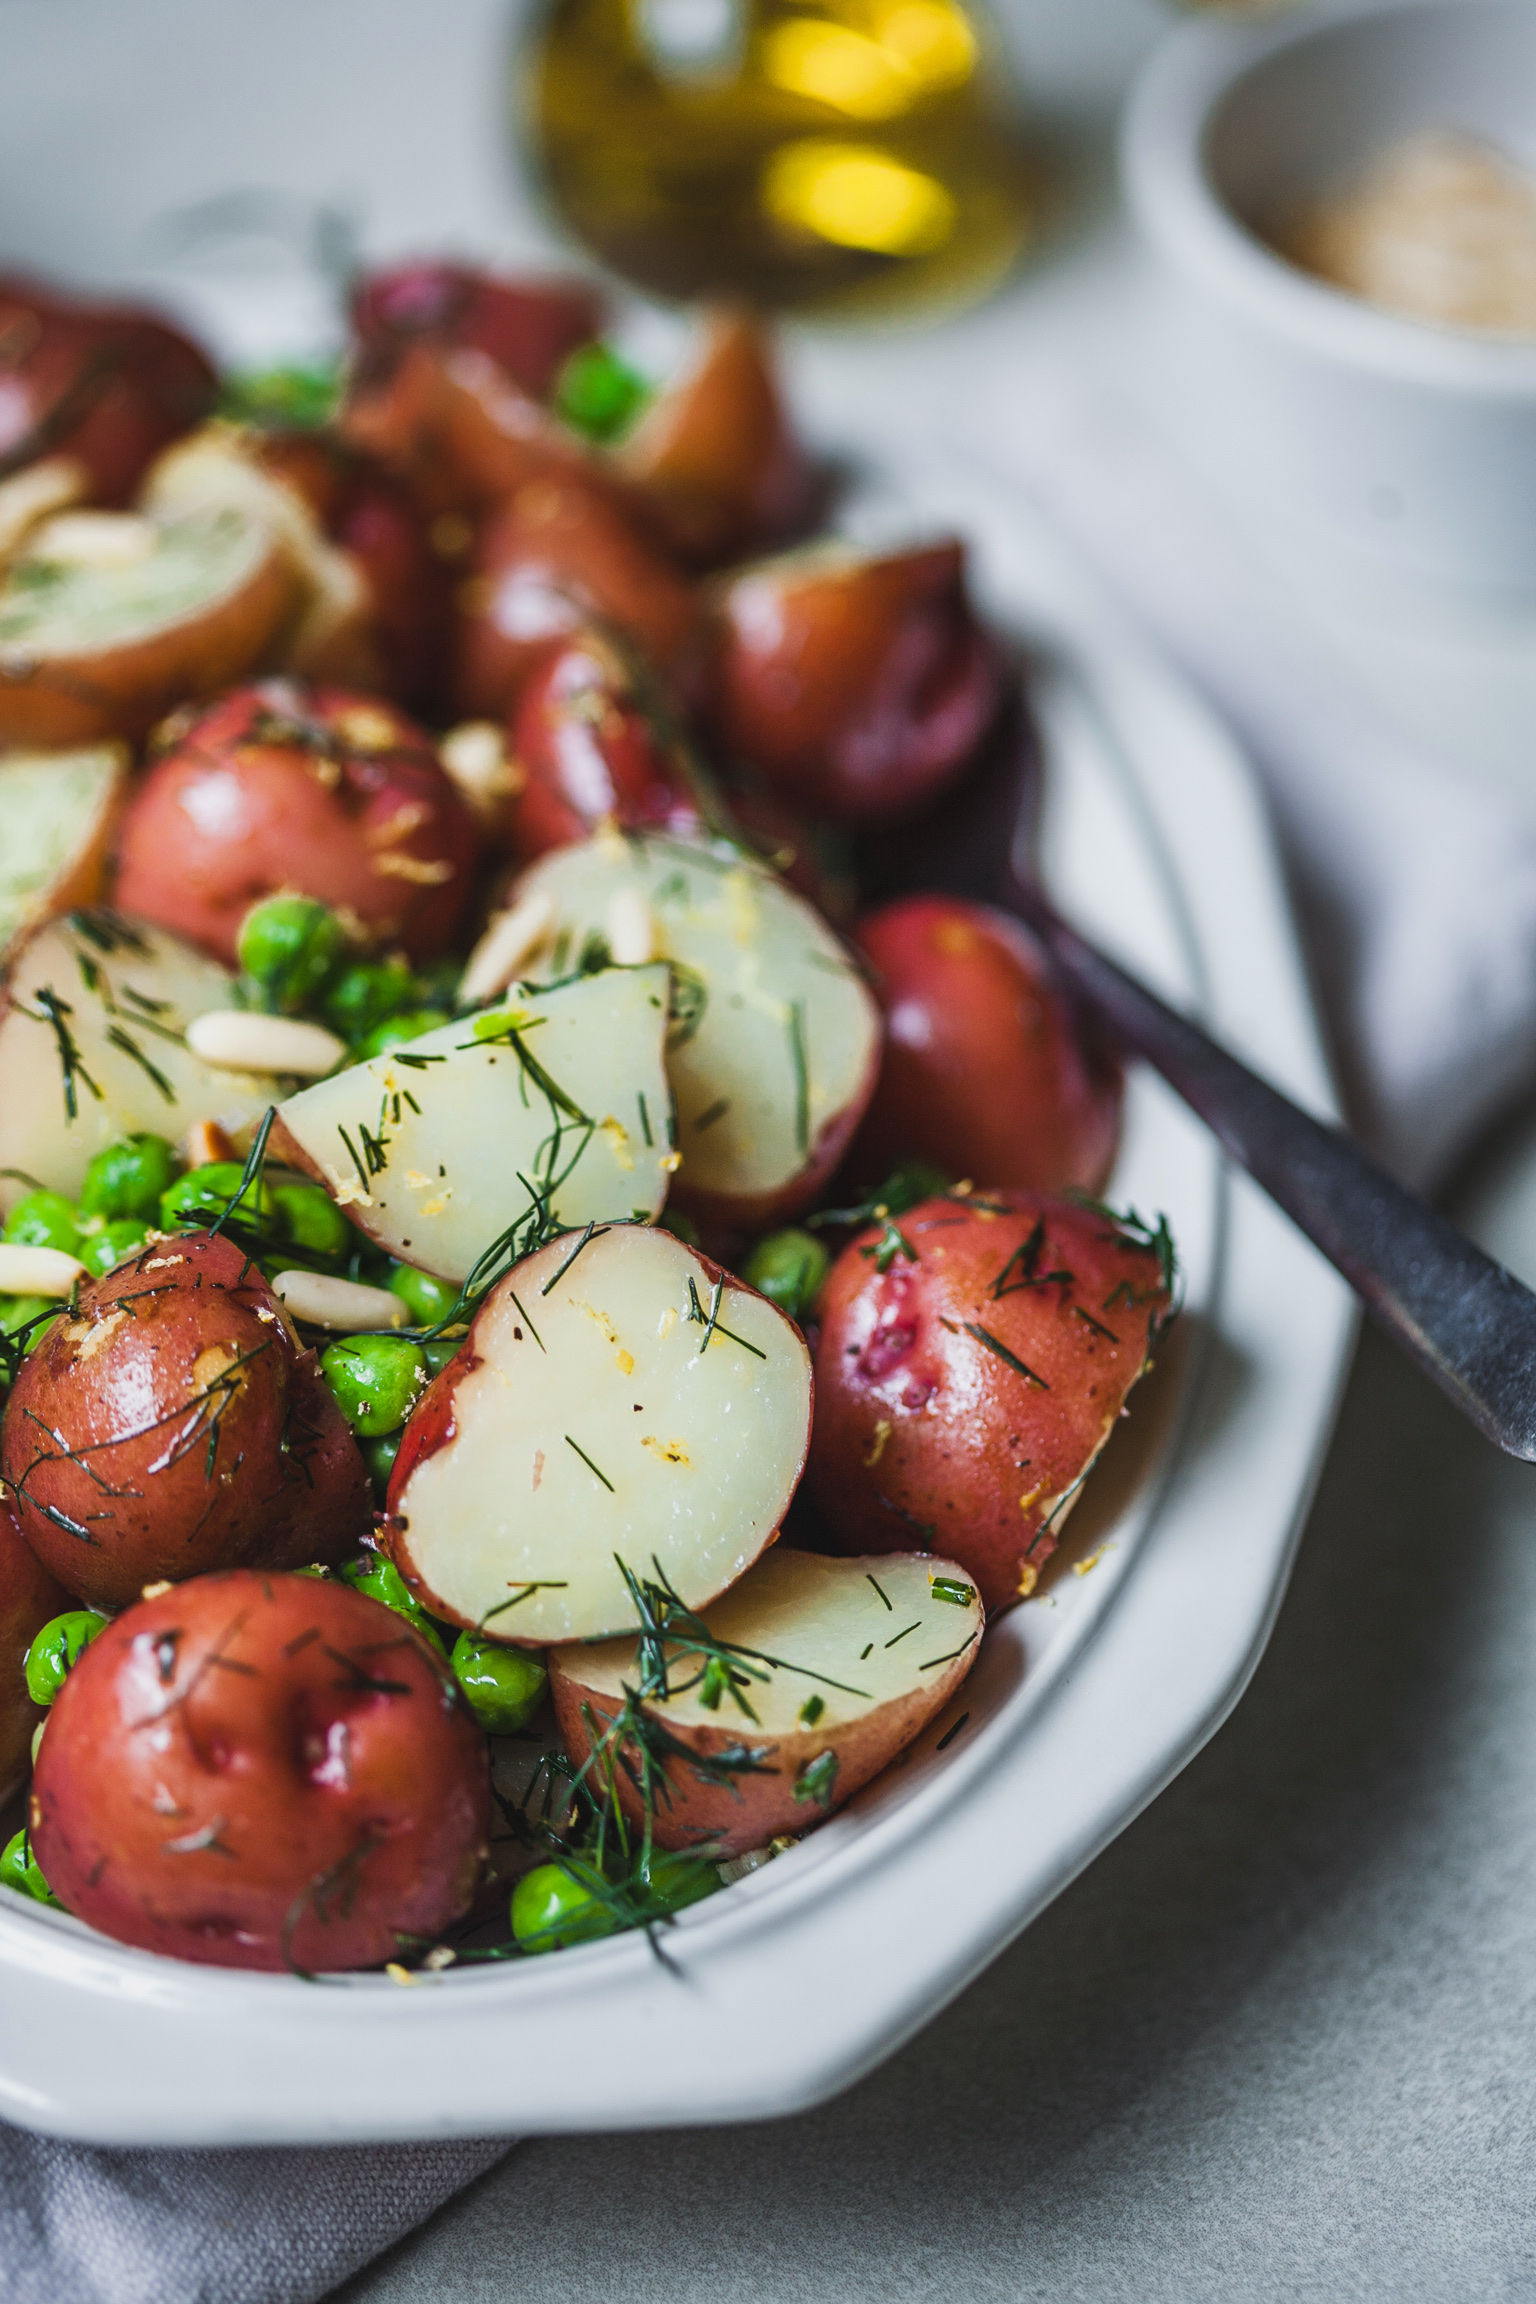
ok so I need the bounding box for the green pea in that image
[657,1209,701,1247]
[641,1850,722,1916]
[78,1133,181,1222]
[24,1609,109,1706]
[321,958,420,1042]
[320,1333,426,1436]
[389,1263,460,1326]
[337,1551,447,1654]
[450,1633,547,1734]
[4,1190,80,1256]
[0,1296,60,1351]
[420,1335,461,1376]
[293,1562,332,1579]
[871,1159,951,1217]
[360,1430,402,1500]
[237,895,347,1014]
[742,1228,828,1322]
[271,1179,350,1261]
[0,1828,60,1908]
[553,341,651,444]
[81,1219,151,1278]
[351,1010,444,1064]
[160,1162,278,1237]
[511,1860,617,1953]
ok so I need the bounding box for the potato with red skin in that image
[113,680,481,966]
[0,1233,371,1610]
[350,261,604,402]
[29,1571,489,1972]
[850,896,1122,1194]
[0,1493,71,1805]
[341,342,604,523]
[707,540,1005,825]
[808,1193,1173,1614]
[620,310,817,569]
[504,626,704,860]
[452,476,706,719]
[0,274,215,505]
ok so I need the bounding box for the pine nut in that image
[460,890,556,1005]
[270,1270,407,1332]
[606,886,655,965]
[186,1011,346,1077]
[0,1243,84,1296]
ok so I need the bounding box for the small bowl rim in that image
[1122,0,1536,400]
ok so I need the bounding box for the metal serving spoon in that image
[1001,869,1536,1462]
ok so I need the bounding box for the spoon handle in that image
[1005,875,1536,1461]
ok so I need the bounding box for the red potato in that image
[0,275,215,506]
[386,1222,813,1648]
[0,1232,371,1610]
[350,261,604,403]
[451,476,707,720]
[0,505,299,748]
[808,1193,1174,1614]
[850,896,1122,1194]
[551,1546,983,1856]
[707,540,1006,825]
[340,341,602,522]
[503,627,704,860]
[619,310,817,569]
[113,680,481,966]
[0,1492,71,1805]
[29,1571,489,1971]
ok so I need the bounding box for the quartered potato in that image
[514,831,880,1230]
[386,1222,812,1645]
[0,743,127,954]
[550,1547,983,1855]
[0,504,297,745]
[0,909,285,1209]
[272,964,676,1283]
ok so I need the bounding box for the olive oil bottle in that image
[525,0,1037,320]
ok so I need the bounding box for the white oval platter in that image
[0,447,1356,2146]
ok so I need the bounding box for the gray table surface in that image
[331,1121,1536,2298]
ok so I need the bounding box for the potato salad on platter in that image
[0,262,1172,1973]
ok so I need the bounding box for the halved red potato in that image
[809,1193,1174,1613]
[0,504,299,746]
[551,1546,982,1856]
[619,310,817,568]
[1,1232,371,1608]
[30,1570,489,1971]
[512,830,881,1230]
[707,540,1005,825]
[386,1223,812,1647]
[503,627,705,860]
[273,964,676,1282]
[0,1491,71,1806]
[0,274,216,507]
[113,681,481,965]
[340,342,602,522]
[0,909,285,1210]
[0,741,127,953]
[350,261,604,403]
[850,896,1122,1194]
[145,426,450,707]
[452,476,706,720]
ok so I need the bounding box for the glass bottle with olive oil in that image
[525,0,1037,320]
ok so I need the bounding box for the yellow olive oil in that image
[525,0,1037,319]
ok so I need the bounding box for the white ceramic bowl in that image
[1123,0,1536,592]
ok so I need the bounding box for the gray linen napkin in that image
[0,2125,510,2304]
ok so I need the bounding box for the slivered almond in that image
[459,890,556,1005]
[185,1011,345,1077]
[270,1271,406,1332]
[606,886,655,966]
[0,1243,84,1296]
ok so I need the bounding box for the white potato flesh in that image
[514,831,879,1219]
[275,965,675,1283]
[390,1222,812,1644]
[549,1548,984,1853]
[0,910,285,1211]
[0,743,126,953]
